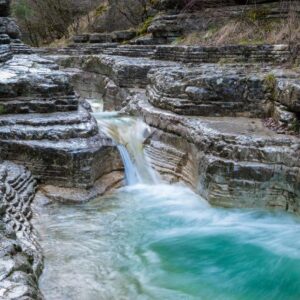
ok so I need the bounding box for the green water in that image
[35,184,300,300]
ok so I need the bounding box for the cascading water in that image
[117,145,139,185]
[93,112,158,185]
[35,112,300,300]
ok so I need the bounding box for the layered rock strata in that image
[0,1,122,190]
[52,43,292,65]
[68,2,298,46]
[0,1,124,295]
[43,42,300,212]
[0,53,122,189]
[132,97,300,212]
[148,2,299,44]
[44,53,181,111]
[147,64,300,123]
[0,161,42,300]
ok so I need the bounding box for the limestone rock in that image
[0,161,42,300]
[0,1,122,188]
[134,98,300,212]
[147,64,270,117]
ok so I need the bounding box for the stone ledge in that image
[37,171,124,204]
[132,98,300,212]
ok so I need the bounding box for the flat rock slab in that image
[147,64,300,118]
[0,55,73,100]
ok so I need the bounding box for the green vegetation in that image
[291,118,300,133]
[137,16,154,36]
[0,105,6,115]
[218,58,231,66]
[238,38,264,45]
[94,4,108,17]
[12,0,33,20]
[265,74,276,88]
[244,8,269,23]
[172,36,184,45]
[264,73,277,100]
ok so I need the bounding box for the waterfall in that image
[93,112,159,185]
[117,145,140,185]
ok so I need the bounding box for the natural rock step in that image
[102,45,156,58]
[0,105,90,127]
[0,55,74,100]
[0,44,12,62]
[0,135,120,188]
[146,64,300,118]
[0,48,120,190]
[10,42,32,55]
[38,43,118,56]
[0,120,98,140]
[0,107,98,141]
[91,44,291,64]
[132,98,300,211]
[135,99,300,167]
[0,95,79,114]
[80,54,180,88]
[152,44,290,64]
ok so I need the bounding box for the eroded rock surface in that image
[37,0,300,213]
[43,42,300,212]
[132,97,300,212]
[0,161,42,300]
[0,0,124,295]
[0,0,122,189]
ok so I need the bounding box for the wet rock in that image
[37,3,300,212]
[0,53,121,188]
[39,170,124,204]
